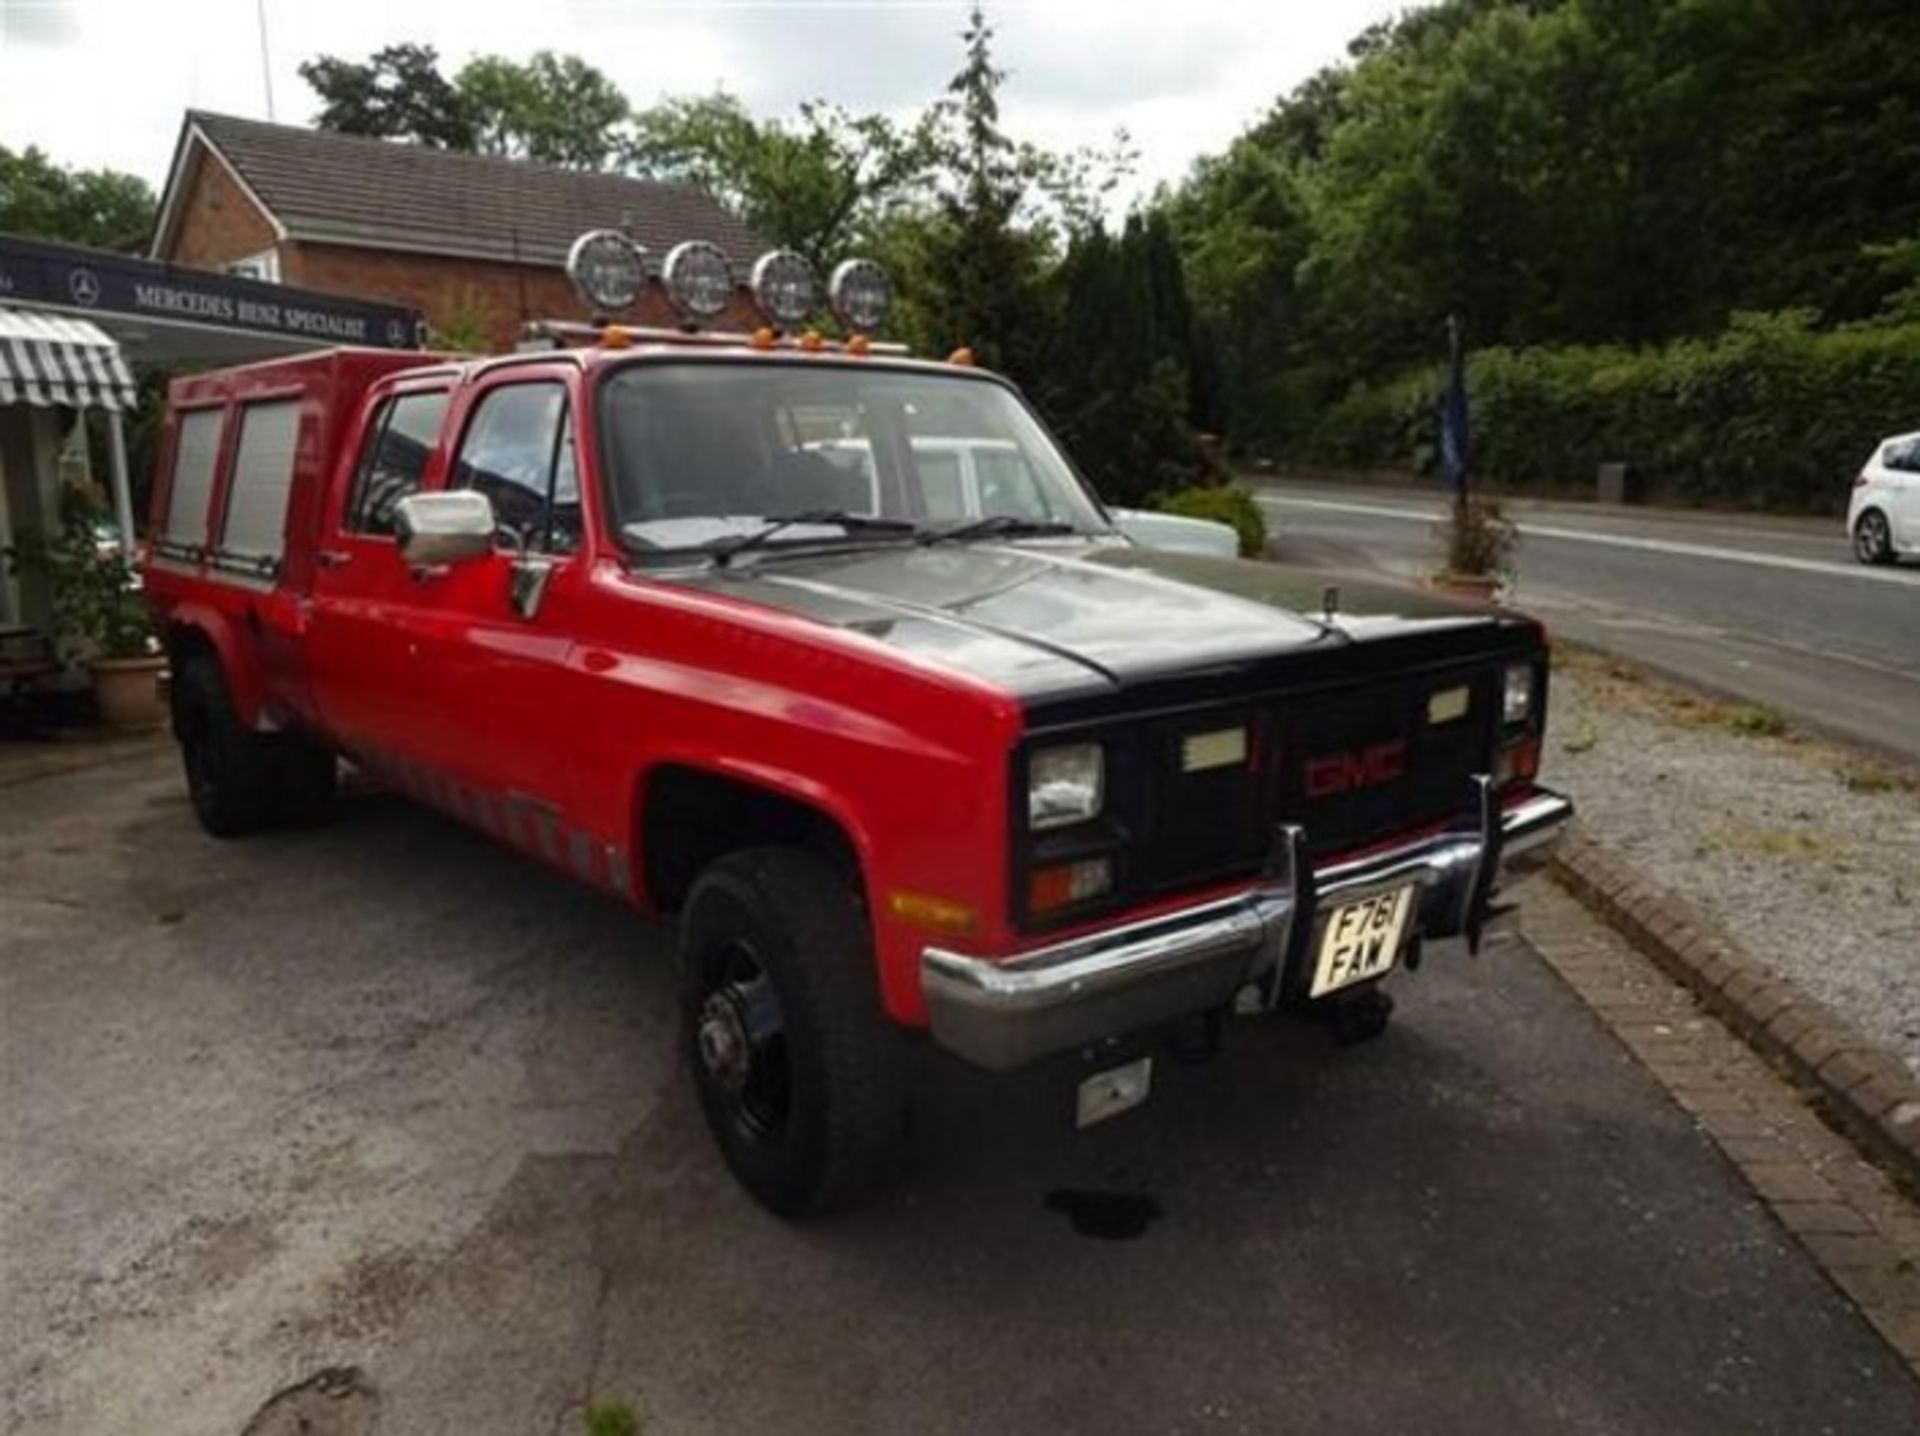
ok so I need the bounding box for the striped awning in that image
[0,307,139,411]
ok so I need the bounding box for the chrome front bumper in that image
[921,785,1573,1070]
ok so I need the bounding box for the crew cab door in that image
[392,370,589,823]
[305,380,454,759]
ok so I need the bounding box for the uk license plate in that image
[1310,886,1416,997]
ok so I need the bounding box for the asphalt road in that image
[7,751,1920,1435]
[1256,482,1920,765]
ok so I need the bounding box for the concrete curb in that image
[1550,825,1920,1193]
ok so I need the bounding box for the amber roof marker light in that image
[565,229,646,318]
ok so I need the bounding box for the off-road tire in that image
[1854,509,1894,566]
[274,738,339,827]
[171,656,280,837]
[681,847,906,1216]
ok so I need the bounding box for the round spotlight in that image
[565,230,645,314]
[828,258,892,334]
[661,240,736,323]
[750,249,817,330]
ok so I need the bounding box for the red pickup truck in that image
[142,248,1571,1215]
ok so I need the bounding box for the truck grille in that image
[1141,668,1494,891]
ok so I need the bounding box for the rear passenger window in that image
[347,391,448,536]
[452,383,576,553]
[220,399,300,564]
[163,408,224,545]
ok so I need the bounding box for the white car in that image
[809,435,1241,558]
[1850,431,1919,565]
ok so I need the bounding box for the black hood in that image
[666,539,1538,718]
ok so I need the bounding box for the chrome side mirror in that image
[395,491,496,566]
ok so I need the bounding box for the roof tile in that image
[188,111,766,270]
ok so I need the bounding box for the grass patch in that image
[1702,824,1842,860]
[1559,719,1600,755]
[1724,704,1790,738]
[1839,763,1914,795]
[584,1398,640,1436]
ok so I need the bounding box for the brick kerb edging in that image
[1550,825,1920,1192]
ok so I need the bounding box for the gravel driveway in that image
[1543,650,1920,1074]
[10,746,1920,1434]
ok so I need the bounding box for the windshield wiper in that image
[706,510,917,567]
[916,514,1078,546]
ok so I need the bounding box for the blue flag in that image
[1439,315,1470,494]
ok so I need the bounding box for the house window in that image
[224,249,279,283]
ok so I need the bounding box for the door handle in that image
[314,548,353,569]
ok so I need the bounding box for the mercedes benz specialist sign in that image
[0,233,423,350]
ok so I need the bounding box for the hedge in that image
[1295,312,1920,514]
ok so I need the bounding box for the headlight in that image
[1503,663,1536,725]
[1028,742,1104,830]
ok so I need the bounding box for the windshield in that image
[598,361,1110,556]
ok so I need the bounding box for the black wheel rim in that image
[694,938,792,1144]
[1857,513,1886,561]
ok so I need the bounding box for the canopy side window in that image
[160,407,225,547]
[219,398,301,565]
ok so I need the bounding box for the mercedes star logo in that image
[69,268,101,306]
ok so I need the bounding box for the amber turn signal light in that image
[886,890,977,936]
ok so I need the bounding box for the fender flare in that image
[163,603,266,729]
[631,752,880,897]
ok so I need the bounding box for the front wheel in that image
[681,848,906,1216]
[1854,509,1894,565]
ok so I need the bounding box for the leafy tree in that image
[628,94,934,269]
[302,45,628,169]
[890,3,1057,385]
[1167,0,1920,453]
[456,52,629,168]
[299,44,476,149]
[0,146,155,248]
[1042,217,1211,504]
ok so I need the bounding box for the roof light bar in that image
[565,229,646,315]
[828,258,892,335]
[662,240,736,324]
[750,249,817,330]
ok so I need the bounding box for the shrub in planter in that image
[6,489,162,727]
[1154,484,1269,556]
[1432,493,1517,599]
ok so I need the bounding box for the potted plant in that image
[7,489,163,728]
[1430,492,1517,601]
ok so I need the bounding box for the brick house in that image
[150,112,768,351]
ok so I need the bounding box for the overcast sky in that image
[2,0,1408,206]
